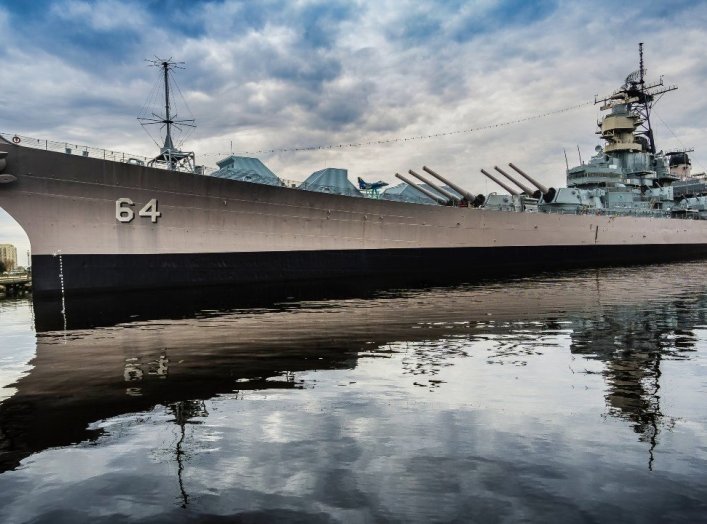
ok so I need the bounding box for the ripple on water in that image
[1,263,707,522]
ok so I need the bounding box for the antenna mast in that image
[633,42,675,155]
[139,57,197,172]
[637,42,657,154]
[162,60,173,153]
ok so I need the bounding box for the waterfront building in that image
[0,244,17,272]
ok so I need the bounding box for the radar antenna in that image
[624,69,641,88]
[138,57,197,172]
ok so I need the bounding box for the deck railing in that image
[2,132,155,165]
[1,132,431,203]
[0,132,220,175]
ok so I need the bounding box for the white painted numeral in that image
[116,198,135,223]
[116,198,161,223]
[139,199,162,223]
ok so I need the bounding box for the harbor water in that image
[1,263,707,523]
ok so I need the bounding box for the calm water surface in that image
[1,264,707,523]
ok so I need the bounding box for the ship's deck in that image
[0,132,446,205]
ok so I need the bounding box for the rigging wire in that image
[653,108,706,174]
[137,72,168,149]
[654,109,686,148]
[198,100,594,158]
[170,70,196,148]
[137,72,163,120]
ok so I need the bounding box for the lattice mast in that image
[637,43,657,154]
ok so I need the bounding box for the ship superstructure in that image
[480,44,707,219]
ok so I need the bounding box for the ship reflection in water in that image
[1,264,707,522]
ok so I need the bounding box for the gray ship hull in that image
[2,138,707,296]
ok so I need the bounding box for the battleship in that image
[1,44,707,297]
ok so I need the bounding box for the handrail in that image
[0,132,219,175]
[0,132,445,202]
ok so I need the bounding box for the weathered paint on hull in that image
[2,139,707,296]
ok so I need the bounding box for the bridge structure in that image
[0,274,31,296]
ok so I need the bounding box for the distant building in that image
[0,244,18,271]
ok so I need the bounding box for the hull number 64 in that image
[116,198,162,223]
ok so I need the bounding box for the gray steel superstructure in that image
[1,47,707,296]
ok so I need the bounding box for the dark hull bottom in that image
[32,244,707,297]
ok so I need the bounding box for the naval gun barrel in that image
[493,166,535,195]
[422,166,475,202]
[480,169,519,196]
[395,173,450,205]
[407,169,460,203]
[508,163,549,194]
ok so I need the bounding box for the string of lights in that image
[199,100,595,157]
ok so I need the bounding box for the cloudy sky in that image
[1,0,707,265]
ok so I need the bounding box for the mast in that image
[638,43,657,155]
[138,57,196,172]
[594,44,677,157]
[629,43,675,155]
[162,61,174,155]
